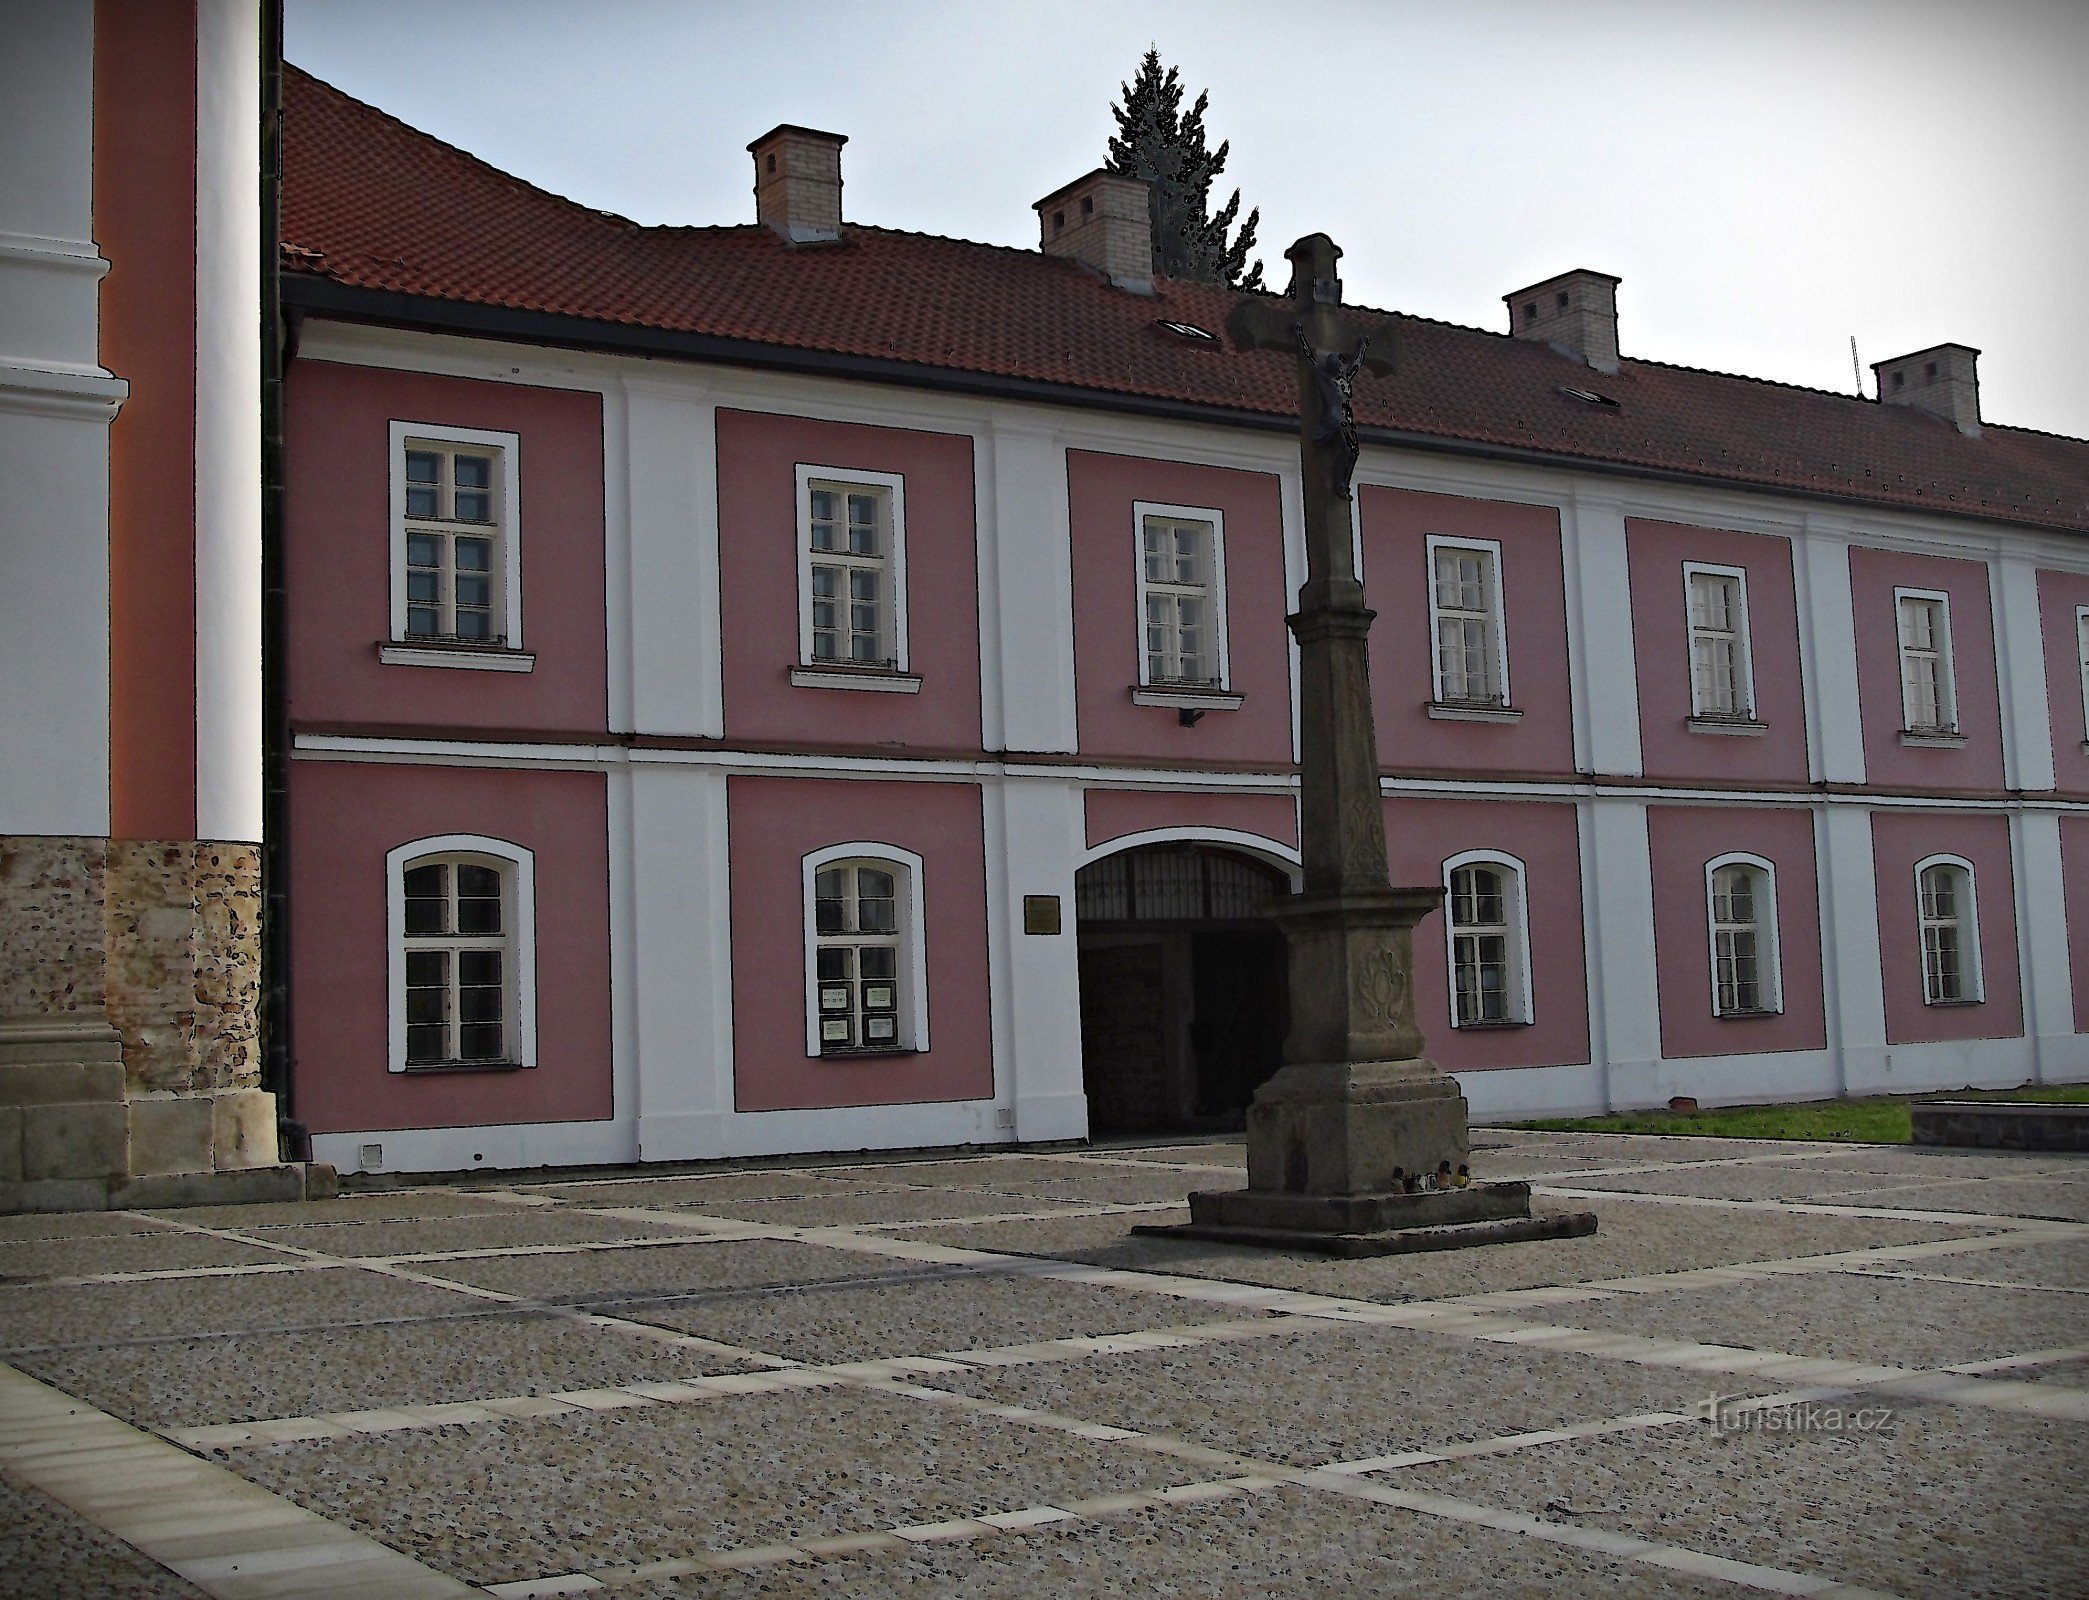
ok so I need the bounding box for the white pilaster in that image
[980,418,1076,752]
[2010,811,2075,1081]
[622,377,721,737]
[1795,519,1865,785]
[629,761,734,1159]
[0,0,122,837]
[1992,554,2056,793]
[1562,493,1642,777]
[1815,805,1890,1092]
[1578,796,1659,1107]
[987,776,1089,1140]
[193,0,262,843]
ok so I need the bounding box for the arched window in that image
[1704,853,1781,1017]
[1441,852,1533,1028]
[386,835,537,1072]
[803,844,927,1056]
[1915,855,1982,1005]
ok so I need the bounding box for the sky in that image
[286,0,2089,440]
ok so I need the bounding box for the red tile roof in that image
[283,67,2087,536]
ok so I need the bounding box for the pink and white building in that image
[277,79,2089,1176]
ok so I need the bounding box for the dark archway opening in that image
[1075,843,1291,1137]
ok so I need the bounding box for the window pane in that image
[454,491,490,522]
[455,537,490,572]
[459,985,503,1023]
[859,945,895,979]
[406,986,446,1025]
[455,610,492,640]
[452,453,491,489]
[407,533,440,567]
[406,1023,447,1065]
[458,864,500,898]
[407,605,442,637]
[817,947,849,981]
[847,494,879,555]
[458,949,502,987]
[458,1023,504,1060]
[405,451,441,484]
[405,486,439,518]
[455,576,491,608]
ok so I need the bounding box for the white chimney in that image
[748,124,845,243]
[1871,343,1981,437]
[1034,170,1153,294]
[1505,269,1622,374]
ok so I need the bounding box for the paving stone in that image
[244,1210,711,1259]
[612,1484,1742,1599]
[9,1313,774,1429]
[673,1188,1097,1227]
[1549,1164,1946,1202]
[0,1212,177,1243]
[149,1189,520,1227]
[926,1322,1727,1468]
[627,1269,1265,1365]
[1101,1142,1247,1168]
[1840,1177,2089,1222]
[1546,1269,2089,1371]
[230,1385,1210,1587]
[0,1231,301,1283]
[1408,1401,2088,1600]
[0,1467,211,1599]
[519,1171,915,1206]
[410,1237,917,1303]
[0,1271,489,1351]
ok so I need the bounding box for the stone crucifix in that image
[1201,234,1476,1222]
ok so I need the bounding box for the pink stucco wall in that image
[1085,790,1297,855]
[1870,810,2023,1045]
[290,762,614,1133]
[716,410,981,752]
[2038,569,2089,799]
[286,361,608,735]
[1626,520,1810,787]
[2063,817,2089,1033]
[1067,451,1291,766]
[1381,797,1590,1071]
[1645,806,1826,1059]
[1358,488,1575,779]
[1848,548,2005,792]
[727,776,993,1111]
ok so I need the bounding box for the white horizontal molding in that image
[1130,686,1244,711]
[790,665,923,694]
[1686,717,1768,737]
[1427,701,1522,724]
[0,364,128,420]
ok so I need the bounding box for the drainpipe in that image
[259,0,301,1154]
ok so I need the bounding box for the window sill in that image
[1427,700,1521,724]
[1449,1018,1532,1030]
[393,1060,532,1074]
[816,1047,924,1061]
[1687,715,1767,737]
[1921,997,1984,1008]
[791,665,923,694]
[380,642,535,673]
[1900,728,1967,748]
[1131,685,1244,711]
[1712,1007,1783,1020]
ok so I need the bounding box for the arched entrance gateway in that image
[1074,841,1293,1136]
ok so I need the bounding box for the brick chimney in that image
[1505,269,1622,374]
[1871,343,1980,437]
[748,124,845,243]
[1034,170,1153,294]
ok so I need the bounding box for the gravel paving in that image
[1547,1163,1938,1201]
[925,1322,1732,1467]
[231,1209,710,1258]
[518,1171,916,1205]
[144,1188,518,1226]
[1844,1176,2089,1222]
[0,1270,486,1350]
[1409,1402,2088,1600]
[8,1312,774,1429]
[0,1213,182,1242]
[1539,1270,2089,1371]
[0,1469,208,1599]
[669,1188,1100,1227]
[0,1230,300,1282]
[408,1236,924,1301]
[235,1385,1209,1587]
[614,1485,1743,1599]
[627,1268,1265,1364]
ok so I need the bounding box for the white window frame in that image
[794,464,911,683]
[1440,850,1534,1029]
[1682,562,1758,722]
[1132,500,1231,693]
[1702,852,1783,1017]
[801,842,929,1057]
[385,421,526,670]
[385,834,538,1074]
[1914,853,1984,1005]
[1425,535,1512,709]
[2075,605,2089,745]
[1893,586,1959,736]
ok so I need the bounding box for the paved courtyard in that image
[1,1130,2083,1599]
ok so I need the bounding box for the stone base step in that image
[1132,1210,1598,1258]
[0,1162,337,1216]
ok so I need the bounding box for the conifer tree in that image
[1106,49,1265,290]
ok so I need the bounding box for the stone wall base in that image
[0,1019,333,1215]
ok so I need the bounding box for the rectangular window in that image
[1426,536,1509,707]
[1134,504,1228,688]
[1895,589,1957,734]
[795,465,909,677]
[1685,565,1755,719]
[2076,606,2089,742]
[388,422,522,659]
